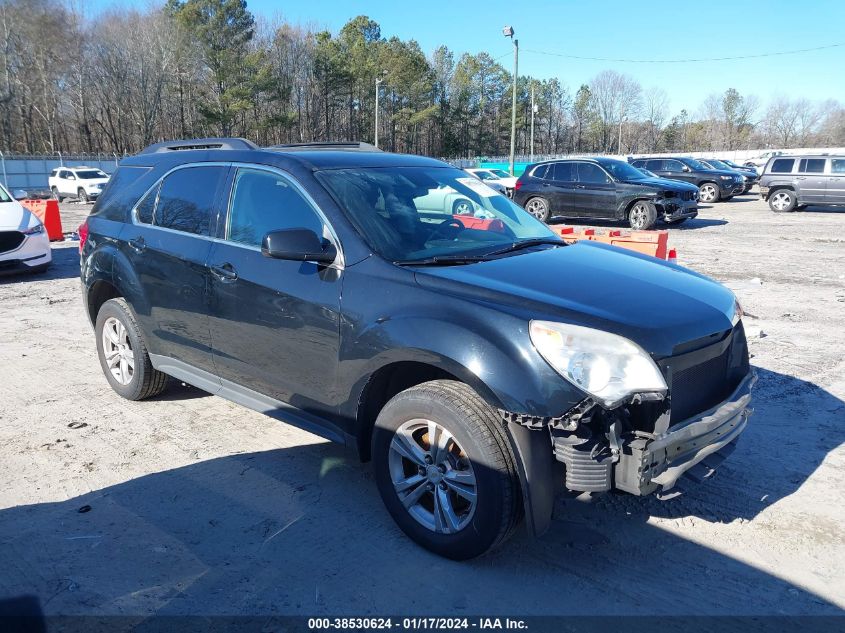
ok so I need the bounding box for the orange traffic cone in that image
[668,248,677,264]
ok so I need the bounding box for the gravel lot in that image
[1,193,843,618]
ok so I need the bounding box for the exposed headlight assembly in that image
[719,175,733,181]
[530,321,667,408]
[21,223,44,235]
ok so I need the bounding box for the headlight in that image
[719,175,732,181]
[21,223,44,235]
[529,321,667,408]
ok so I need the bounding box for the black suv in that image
[631,157,745,203]
[80,138,754,559]
[697,158,757,194]
[512,157,699,230]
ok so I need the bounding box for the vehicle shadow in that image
[0,244,79,284]
[0,368,841,617]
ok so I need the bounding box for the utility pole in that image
[530,83,536,162]
[503,26,518,176]
[618,116,625,155]
[375,73,386,148]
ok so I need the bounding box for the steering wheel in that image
[427,217,465,241]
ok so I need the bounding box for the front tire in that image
[372,380,522,560]
[769,189,796,213]
[95,298,168,400]
[524,196,550,222]
[628,200,657,230]
[51,186,63,202]
[698,182,721,203]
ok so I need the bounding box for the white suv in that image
[49,166,110,203]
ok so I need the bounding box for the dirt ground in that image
[0,193,843,618]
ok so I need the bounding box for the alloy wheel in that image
[700,184,717,202]
[525,198,548,220]
[101,316,134,385]
[388,418,477,534]
[630,203,648,230]
[771,191,792,211]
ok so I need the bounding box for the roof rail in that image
[268,141,382,152]
[139,138,259,155]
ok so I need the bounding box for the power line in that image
[521,42,845,64]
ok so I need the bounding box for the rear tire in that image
[769,189,796,213]
[78,188,89,203]
[372,380,522,560]
[628,200,657,230]
[698,182,720,203]
[524,197,550,222]
[95,298,168,400]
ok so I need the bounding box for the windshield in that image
[599,159,648,181]
[0,184,11,203]
[317,166,558,262]
[489,169,511,178]
[707,159,730,169]
[472,170,498,181]
[76,170,108,179]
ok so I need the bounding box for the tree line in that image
[1,0,843,158]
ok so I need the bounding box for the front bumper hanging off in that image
[615,372,756,498]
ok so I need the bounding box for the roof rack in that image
[268,141,382,152]
[139,138,259,154]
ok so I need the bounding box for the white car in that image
[743,151,785,173]
[465,168,518,194]
[49,166,110,203]
[0,184,51,275]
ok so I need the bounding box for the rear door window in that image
[798,158,826,174]
[831,159,845,174]
[769,158,795,173]
[552,162,575,182]
[154,166,226,236]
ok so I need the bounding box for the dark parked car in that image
[698,158,758,193]
[630,157,745,203]
[80,138,754,559]
[758,155,845,212]
[512,157,699,230]
[718,158,761,189]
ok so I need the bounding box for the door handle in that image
[210,262,238,282]
[574,184,586,189]
[796,176,807,180]
[128,237,145,253]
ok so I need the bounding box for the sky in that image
[85,0,845,116]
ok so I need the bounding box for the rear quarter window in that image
[90,165,152,221]
[154,166,226,236]
[531,164,549,179]
[769,158,795,173]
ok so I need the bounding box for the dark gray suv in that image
[759,155,845,212]
[631,157,745,203]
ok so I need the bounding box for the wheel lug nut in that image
[426,483,434,491]
[439,483,447,490]
[438,464,446,473]
[424,454,433,464]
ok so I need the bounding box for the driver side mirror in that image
[682,165,691,172]
[12,189,28,200]
[261,228,337,265]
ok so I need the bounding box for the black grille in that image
[665,323,750,424]
[0,231,25,254]
[680,191,696,201]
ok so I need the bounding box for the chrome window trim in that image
[129,161,344,270]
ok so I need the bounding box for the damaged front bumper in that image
[615,371,756,498]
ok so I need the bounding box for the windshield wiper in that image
[485,238,565,257]
[394,254,492,266]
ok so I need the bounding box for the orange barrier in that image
[452,215,507,233]
[21,199,64,241]
[551,225,671,260]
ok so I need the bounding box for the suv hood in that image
[622,176,699,192]
[0,200,38,231]
[414,241,737,357]
[704,168,742,180]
